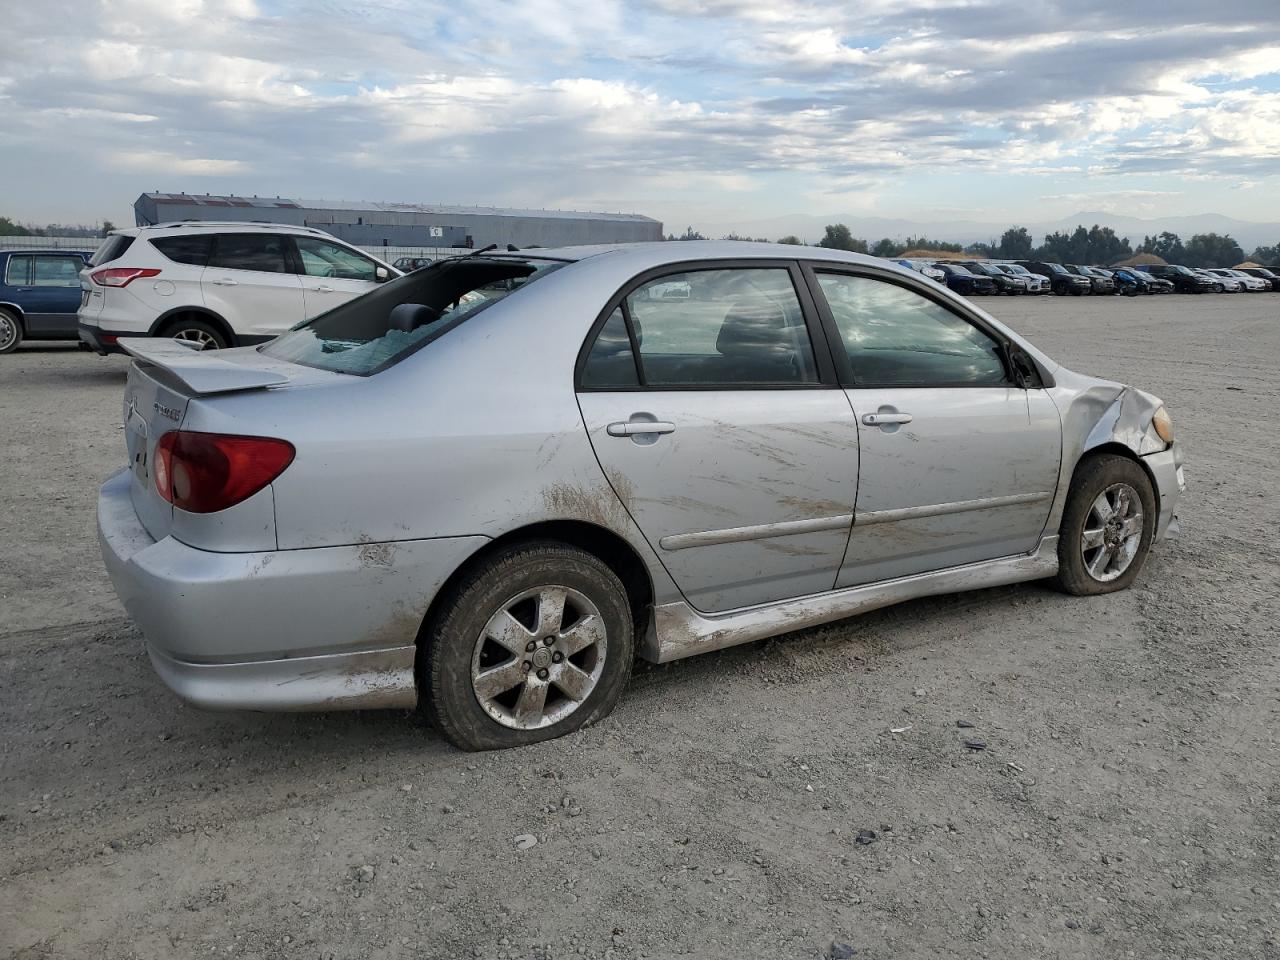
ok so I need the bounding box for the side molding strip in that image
[641,536,1059,662]
[855,491,1053,526]
[659,514,853,552]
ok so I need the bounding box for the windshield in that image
[1045,263,1067,274]
[262,256,566,375]
[945,264,974,276]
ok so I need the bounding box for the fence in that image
[0,234,105,251]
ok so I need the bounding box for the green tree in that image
[818,224,868,253]
[1182,233,1244,269]
[776,235,803,245]
[996,227,1033,260]
[667,226,706,241]
[0,216,33,237]
[1138,231,1185,262]
[101,220,116,237]
[870,237,903,258]
[1250,242,1280,265]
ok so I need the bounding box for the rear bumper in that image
[97,469,488,712]
[1142,442,1184,542]
[78,321,128,355]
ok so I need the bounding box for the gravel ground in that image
[2,294,1278,960]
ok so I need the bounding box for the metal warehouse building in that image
[133,193,663,249]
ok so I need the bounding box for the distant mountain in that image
[701,210,1280,252]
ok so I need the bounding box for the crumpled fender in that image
[1041,368,1168,534]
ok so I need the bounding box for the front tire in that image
[1054,454,1156,596]
[422,542,635,751]
[0,308,23,354]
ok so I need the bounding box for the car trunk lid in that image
[118,339,303,541]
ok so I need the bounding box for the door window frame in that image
[575,259,840,392]
[799,261,1052,390]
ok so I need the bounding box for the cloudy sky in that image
[4,0,1280,231]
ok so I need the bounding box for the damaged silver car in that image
[98,242,1184,750]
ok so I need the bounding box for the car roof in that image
[495,240,921,279]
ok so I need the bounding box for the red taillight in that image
[154,431,295,514]
[91,267,161,287]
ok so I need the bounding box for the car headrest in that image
[388,303,439,333]
[716,300,792,357]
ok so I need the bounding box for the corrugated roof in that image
[140,193,656,223]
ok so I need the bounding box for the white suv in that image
[78,222,400,352]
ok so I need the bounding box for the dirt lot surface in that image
[2,294,1278,960]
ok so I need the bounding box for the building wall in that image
[135,196,663,249]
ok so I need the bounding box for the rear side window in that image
[210,234,290,274]
[580,308,639,388]
[32,256,82,286]
[815,273,1008,387]
[4,255,30,285]
[89,234,134,266]
[151,234,213,266]
[614,268,819,388]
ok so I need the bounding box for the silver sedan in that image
[98,242,1184,750]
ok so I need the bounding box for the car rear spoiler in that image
[117,338,291,395]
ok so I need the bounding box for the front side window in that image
[210,234,290,274]
[619,267,818,387]
[815,273,1008,387]
[32,256,82,286]
[294,236,378,281]
[4,255,30,286]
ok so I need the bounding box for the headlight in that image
[1152,406,1174,445]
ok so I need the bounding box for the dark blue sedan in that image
[0,248,93,353]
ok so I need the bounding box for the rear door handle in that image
[607,421,675,437]
[862,412,913,426]
[210,278,239,286]
[313,285,335,293]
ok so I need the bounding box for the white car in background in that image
[1205,268,1268,292]
[79,223,399,352]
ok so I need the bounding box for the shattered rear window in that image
[261,257,565,375]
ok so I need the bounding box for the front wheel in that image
[1054,454,1156,596]
[422,542,635,750]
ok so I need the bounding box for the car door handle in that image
[607,421,676,437]
[210,278,239,286]
[862,412,913,426]
[312,285,335,293]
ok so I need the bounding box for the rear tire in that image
[162,317,228,350]
[1054,454,1156,596]
[422,542,634,751]
[0,308,23,354]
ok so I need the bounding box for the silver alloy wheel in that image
[470,585,607,730]
[172,328,219,350]
[1081,482,1144,582]
[0,313,17,351]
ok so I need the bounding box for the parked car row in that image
[892,257,1280,298]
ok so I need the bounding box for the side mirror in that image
[375,266,392,283]
[1005,344,1042,389]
